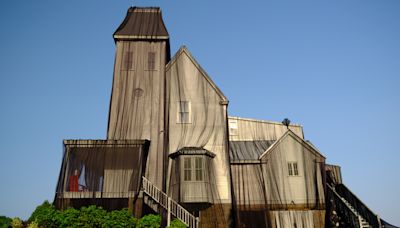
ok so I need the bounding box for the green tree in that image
[29,200,60,227]
[0,216,12,228]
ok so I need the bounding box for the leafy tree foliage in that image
[0,216,12,228]
[168,218,187,228]
[136,214,161,228]
[28,201,161,227]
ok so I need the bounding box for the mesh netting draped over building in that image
[54,140,149,210]
[53,6,396,228]
[228,118,326,228]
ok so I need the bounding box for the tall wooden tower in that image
[107,7,170,190]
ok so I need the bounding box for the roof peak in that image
[113,6,169,41]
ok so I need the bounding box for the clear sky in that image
[0,0,399,225]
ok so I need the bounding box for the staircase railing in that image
[335,184,381,228]
[142,176,199,228]
[327,185,362,228]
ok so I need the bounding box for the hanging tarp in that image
[229,130,326,228]
[54,140,149,210]
[166,47,231,227]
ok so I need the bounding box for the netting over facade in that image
[53,6,397,228]
[165,47,231,227]
[54,140,149,210]
[228,118,326,228]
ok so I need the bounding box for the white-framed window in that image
[177,101,191,123]
[123,51,134,70]
[182,156,204,182]
[288,162,299,176]
[183,157,192,181]
[228,119,238,136]
[147,52,156,70]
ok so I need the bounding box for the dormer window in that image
[177,101,191,123]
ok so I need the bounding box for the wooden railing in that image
[335,184,381,228]
[142,176,199,228]
[327,185,362,228]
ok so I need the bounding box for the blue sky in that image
[0,0,399,225]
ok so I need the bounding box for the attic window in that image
[147,52,156,70]
[288,162,299,176]
[123,51,134,70]
[177,101,191,123]
[229,119,238,136]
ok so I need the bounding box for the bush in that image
[168,218,187,228]
[137,214,161,228]
[0,216,12,228]
[11,217,23,228]
[29,200,60,227]
[27,221,39,228]
[29,201,139,227]
[102,209,137,228]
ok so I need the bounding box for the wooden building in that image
[54,6,395,228]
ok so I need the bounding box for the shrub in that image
[0,216,12,228]
[58,207,81,228]
[137,214,161,228]
[11,217,23,228]
[168,218,187,228]
[29,200,60,227]
[27,221,39,228]
[102,209,137,228]
[76,205,107,228]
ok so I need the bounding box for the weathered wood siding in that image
[228,117,304,141]
[260,132,325,208]
[107,40,168,189]
[166,47,232,204]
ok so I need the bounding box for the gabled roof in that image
[113,7,169,40]
[166,46,228,103]
[258,129,326,160]
[229,140,275,162]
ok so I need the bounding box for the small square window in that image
[147,52,156,70]
[288,162,299,176]
[177,101,191,123]
[123,51,134,70]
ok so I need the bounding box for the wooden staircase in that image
[142,176,200,228]
[340,194,371,228]
[328,185,373,228]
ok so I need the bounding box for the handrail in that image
[335,184,380,228]
[142,176,199,228]
[327,185,361,228]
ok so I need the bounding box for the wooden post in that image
[167,198,171,227]
[133,192,144,218]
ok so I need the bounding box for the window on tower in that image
[147,52,156,70]
[123,51,134,70]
